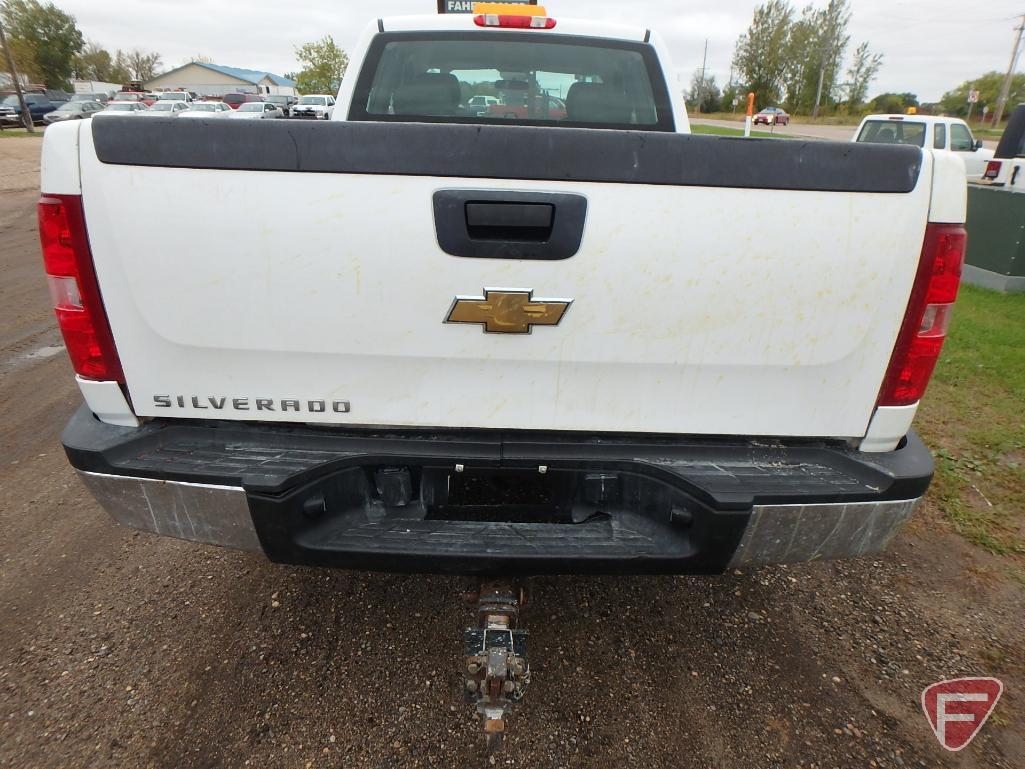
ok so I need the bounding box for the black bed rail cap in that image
[91,117,923,193]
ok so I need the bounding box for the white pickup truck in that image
[854,113,993,181]
[41,6,966,745]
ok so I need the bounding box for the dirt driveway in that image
[0,136,1021,768]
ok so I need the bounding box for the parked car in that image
[853,114,994,181]
[43,100,105,124]
[753,106,790,126]
[466,94,500,116]
[0,93,56,126]
[136,101,190,117]
[71,93,109,105]
[487,94,567,121]
[222,93,264,110]
[47,7,967,750]
[179,101,233,119]
[230,101,284,120]
[45,90,72,107]
[112,91,157,107]
[156,91,192,103]
[291,94,335,119]
[265,94,297,117]
[94,102,149,117]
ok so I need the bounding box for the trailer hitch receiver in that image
[464,579,529,753]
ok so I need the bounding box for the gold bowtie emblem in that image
[446,289,572,334]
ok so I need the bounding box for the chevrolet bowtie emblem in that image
[446,289,572,334]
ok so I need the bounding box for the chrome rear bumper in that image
[77,471,262,553]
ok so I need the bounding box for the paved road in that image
[691,118,1000,150]
[692,118,857,142]
[1,136,1022,769]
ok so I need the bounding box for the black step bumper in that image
[63,405,933,576]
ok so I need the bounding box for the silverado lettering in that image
[153,395,351,413]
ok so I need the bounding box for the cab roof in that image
[861,114,966,125]
[379,13,649,42]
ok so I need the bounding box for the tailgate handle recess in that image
[465,202,554,242]
[434,189,587,261]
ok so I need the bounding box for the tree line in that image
[1,0,160,90]
[692,0,882,116]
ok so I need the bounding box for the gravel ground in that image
[1,136,1022,768]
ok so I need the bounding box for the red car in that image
[113,91,156,107]
[753,107,790,126]
[488,95,567,121]
[223,93,264,110]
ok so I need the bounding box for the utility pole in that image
[697,38,708,113]
[992,14,1025,129]
[0,17,34,133]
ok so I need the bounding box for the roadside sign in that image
[968,90,980,104]
[438,0,536,11]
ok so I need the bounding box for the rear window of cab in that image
[349,31,674,131]
[856,120,926,148]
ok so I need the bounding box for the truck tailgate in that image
[79,119,931,438]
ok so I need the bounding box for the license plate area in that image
[424,468,577,524]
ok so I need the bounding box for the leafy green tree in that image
[721,83,743,112]
[74,40,112,81]
[843,41,883,110]
[810,0,850,115]
[689,69,721,113]
[867,92,918,114]
[939,72,1025,117]
[109,49,131,83]
[1,0,83,89]
[780,5,819,113]
[287,36,348,95]
[732,0,794,108]
[0,32,42,84]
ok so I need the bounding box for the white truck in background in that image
[854,113,994,181]
[40,6,967,749]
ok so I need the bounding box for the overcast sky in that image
[57,0,1024,102]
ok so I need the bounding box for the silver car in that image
[137,101,191,118]
[43,100,104,124]
[94,102,149,117]
[229,101,284,120]
[180,102,233,119]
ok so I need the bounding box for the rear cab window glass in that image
[349,31,674,131]
[933,123,946,150]
[856,120,926,148]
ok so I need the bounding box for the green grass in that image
[0,128,41,138]
[690,124,789,139]
[916,286,1025,557]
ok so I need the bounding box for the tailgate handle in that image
[465,202,554,241]
[434,190,587,261]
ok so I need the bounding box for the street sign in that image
[968,90,980,104]
[438,0,536,11]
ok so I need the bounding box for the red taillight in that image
[474,13,557,28]
[983,160,1002,180]
[38,195,124,382]
[877,223,966,407]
